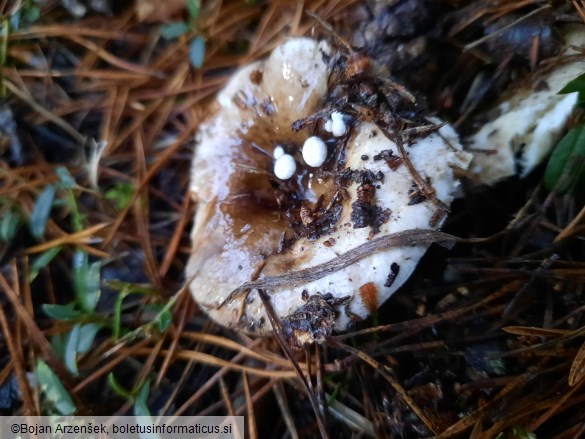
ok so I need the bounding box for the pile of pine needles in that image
[1,0,585,437]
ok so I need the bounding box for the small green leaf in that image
[112,287,130,340]
[56,166,78,189]
[107,372,133,399]
[160,22,190,40]
[559,72,585,95]
[544,126,585,193]
[559,73,585,108]
[105,182,135,211]
[23,5,41,23]
[156,308,173,332]
[73,251,101,313]
[136,380,150,404]
[134,381,162,439]
[187,0,200,19]
[0,207,22,242]
[85,260,101,310]
[36,360,76,415]
[29,246,62,282]
[61,323,101,375]
[77,323,101,353]
[133,396,152,417]
[10,10,21,31]
[1,20,9,68]
[144,303,173,332]
[72,251,87,294]
[51,333,67,360]
[64,191,85,233]
[189,36,205,69]
[30,184,56,239]
[64,324,82,375]
[144,293,181,339]
[133,381,157,436]
[576,90,585,108]
[42,303,83,321]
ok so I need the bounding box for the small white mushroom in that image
[323,112,348,137]
[302,136,328,167]
[274,153,296,180]
[187,38,471,340]
[330,112,348,137]
[273,145,285,159]
[468,24,585,185]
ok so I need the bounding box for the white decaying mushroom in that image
[468,24,585,185]
[188,37,472,344]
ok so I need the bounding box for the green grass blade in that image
[73,251,101,313]
[29,246,62,282]
[30,184,56,239]
[42,303,83,320]
[0,207,23,242]
[64,323,81,375]
[107,372,133,399]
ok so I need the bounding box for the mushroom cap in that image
[274,154,297,180]
[468,24,585,185]
[302,136,328,168]
[330,112,348,137]
[273,146,285,159]
[188,38,471,338]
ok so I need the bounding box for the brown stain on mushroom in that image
[359,282,378,313]
[207,110,339,279]
[249,68,263,84]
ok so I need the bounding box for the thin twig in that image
[258,289,330,439]
[221,229,501,306]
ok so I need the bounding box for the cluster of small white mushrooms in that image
[273,132,334,180]
[272,113,348,180]
[188,25,585,345]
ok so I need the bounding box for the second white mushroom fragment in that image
[188,38,472,345]
[468,24,585,185]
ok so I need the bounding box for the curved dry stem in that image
[221,229,501,307]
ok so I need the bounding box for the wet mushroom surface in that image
[468,25,585,185]
[187,38,472,343]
